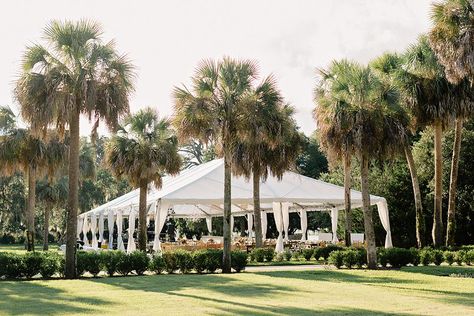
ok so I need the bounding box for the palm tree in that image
[106,108,181,251]
[173,58,258,273]
[15,20,134,277]
[0,106,67,251]
[37,177,68,250]
[430,0,474,246]
[400,36,471,246]
[370,53,426,248]
[314,60,356,247]
[315,60,409,268]
[233,76,303,247]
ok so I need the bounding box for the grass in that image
[248,259,323,266]
[0,243,58,253]
[0,266,472,315]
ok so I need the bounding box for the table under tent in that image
[77,159,393,253]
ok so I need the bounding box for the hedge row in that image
[249,245,344,263]
[329,247,474,269]
[0,249,248,280]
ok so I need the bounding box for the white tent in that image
[78,159,392,252]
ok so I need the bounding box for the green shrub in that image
[328,250,344,269]
[432,250,444,266]
[275,253,285,262]
[174,249,193,274]
[2,253,25,279]
[162,251,178,274]
[83,251,103,277]
[192,250,208,273]
[313,247,323,260]
[150,255,166,274]
[320,245,342,261]
[419,249,433,266]
[385,248,412,268]
[292,250,302,261]
[252,248,266,262]
[101,251,123,277]
[40,252,61,279]
[263,248,275,262]
[0,252,8,278]
[455,251,464,265]
[465,250,474,265]
[76,251,88,276]
[342,250,359,269]
[206,249,222,273]
[129,251,150,275]
[283,250,292,261]
[443,251,456,266]
[355,248,367,268]
[116,252,133,276]
[231,251,248,272]
[378,248,388,267]
[409,248,420,266]
[23,252,43,279]
[302,248,314,261]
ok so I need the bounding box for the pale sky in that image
[1,0,432,136]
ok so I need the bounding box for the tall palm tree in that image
[400,36,471,246]
[233,76,303,247]
[314,60,357,247]
[15,20,134,277]
[0,106,67,251]
[106,108,181,251]
[173,58,258,273]
[370,53,426,248]
[430,0,474,246]
[315,60,409,268]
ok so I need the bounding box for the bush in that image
[263,248,275,262]
[385,248,413,268]
[455,251,464,265]
[444,251,456,266]
[432,250,444,266]
[464,250,474,265]
[101,251,123,277]
[116,252,133,276]
[206,249,222,273]
[129,251,150,275]
[302,248,314,261]
[174,249,193,274]
[292,250,302,261]
[342,250,359,269]
[419,249,433,266]
[252,248,266,262]
[162,251,178,274]
[283,250,292,261]
[150,255,166,274]
[1,253,25,279]
[275,253,285,262]
[76,251,88,276]
[23,252,43,279]
[231,251,248,272]
[40,252,61,278]
[192,250,208,273]
[409,248,420,266]
[83,252,103,277]
[328,250,344,269]
[318,245,342,261]
[378,248,388,267]
[355,248,367,268]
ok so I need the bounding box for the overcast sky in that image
[0,0,433,135]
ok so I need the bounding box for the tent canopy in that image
[78,159,393,249]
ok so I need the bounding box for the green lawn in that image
[0,244,59,253]
[0,266,472,315]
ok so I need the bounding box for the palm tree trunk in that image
[360,153,377,269]
[446,119,463,246]
[222,148,232,273]
[65,109,80,279]
[432,120,444,247]
[343,154,352,247]
[404,145,425,248]
[138,180,148,252]
[253,164,263,248]
[26,165,36,252]
[43,202,50,251]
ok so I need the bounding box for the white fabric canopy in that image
[127,208,136,253]
[247,213,253,238]
[153,201,169,252]
[206,216,212,233]
[79,159,393,249]
[331,209,339,243]
[82,216,90,247]
[261,211,267,239]
[90,213,98,249]
[107,211,114,249]
[98,211,104,244]
[116,210,125,251]
[282,202,290,242]
[273,202,284,252]
[300,210,307,241]
[77,217,83,240]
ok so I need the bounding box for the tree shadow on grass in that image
[0,281,112,315]
[400,265,474,276]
